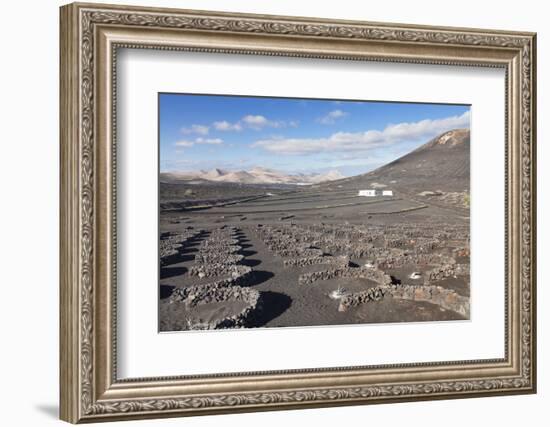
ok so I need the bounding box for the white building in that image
[358,189,376,197]
[382,190,393,196]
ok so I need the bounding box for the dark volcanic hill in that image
[320,129,470,194]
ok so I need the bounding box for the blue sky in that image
[159,93,470,176]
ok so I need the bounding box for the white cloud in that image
[174,140,194,147]
[180,124,209,135]
[253,111,470,155]
[213,115,292,131]
[242,115,268,127]
[174,137,223,147]
[213,120,243,131]
[242,114,285,129]
[317,109,348,125]
[195,137,223,145]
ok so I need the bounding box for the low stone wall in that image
[189,264,251,279]
[188,267,254,292]
[276,247,324,258]
[160,229,203,266]
[199,238,240,248]
[386,284,470,317]
[284,255,350,268]
[160,245,179,262]
[338,286,386,311]
[193,226,244,265]
[194,252,244,265]
[299,266,392,286]
[424,263,469,285]
[376,253,453,270]
[170,283,262,330]
[337,283,469,317]
[255,225,382,260]
[414,239,442,254]
[263,238,300,253]
[385,237,414,248]
[320,243,377,259]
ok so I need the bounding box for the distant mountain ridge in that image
[161,166,345,185]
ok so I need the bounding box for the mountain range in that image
[160,167,345,185]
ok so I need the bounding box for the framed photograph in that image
[60,2,537,423]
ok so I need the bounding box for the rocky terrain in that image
[159,129,471,331]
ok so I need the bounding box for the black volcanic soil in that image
[159,221,467,331]
[159,199,469,330]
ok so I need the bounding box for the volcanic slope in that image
[320,128,470,194]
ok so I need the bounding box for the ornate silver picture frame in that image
[60,2,536,423]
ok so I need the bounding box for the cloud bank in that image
[213,120,243,131]
[253,111,470,155]
[175,137,223,147]
[180,115,298,134]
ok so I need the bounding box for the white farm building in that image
[358,189,394,197]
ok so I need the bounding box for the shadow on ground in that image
[160,284,175,299]
[252,291,292,327]
[160,266,187,279]
[248,270,274,286]
[241,258,262,267]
